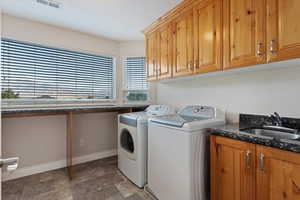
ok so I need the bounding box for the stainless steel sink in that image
[241,127,300,140]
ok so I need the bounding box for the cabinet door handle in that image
[257,41,263,56]
[259,153,266,172]
[245,150,252,169]
[153,60,157,76]
[270,39,276,54]
[195,60,199,69]
[189,61,194,71]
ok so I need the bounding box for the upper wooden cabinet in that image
[223,0,266,69]
[267,0,300,63]
[256,145,300,200]
[193,0,222,73]
[157,24,173,80]
[172,8,194,77]
[144,0,300,81]
[146,32,158,81]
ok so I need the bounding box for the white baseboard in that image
[2,149,117,182]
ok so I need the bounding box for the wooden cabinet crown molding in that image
[143,0,199,35]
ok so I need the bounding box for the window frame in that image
[1,38,117,108]
[122,56,149,104]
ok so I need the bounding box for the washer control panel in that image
[179,106,216,119]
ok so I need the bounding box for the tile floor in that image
[3,156,152,200]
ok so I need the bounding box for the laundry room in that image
[1,0,300,200]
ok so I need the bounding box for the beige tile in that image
[115,181,140,198]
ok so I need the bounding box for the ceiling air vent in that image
[36,0,62,9]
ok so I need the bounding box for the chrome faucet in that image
[262,112,299,134]
[270,112,282,126]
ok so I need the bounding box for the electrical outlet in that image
[36,0,62,9]
[79,139,86,147]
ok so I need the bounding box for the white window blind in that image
[124,57,148,102]
[1,38,115,105]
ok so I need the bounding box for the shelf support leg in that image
[67,111,74,180]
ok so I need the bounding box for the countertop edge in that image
[1,105,149,115]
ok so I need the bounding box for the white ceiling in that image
[0,0,182,41]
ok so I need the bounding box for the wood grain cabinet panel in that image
[211,136,300,200]
[223,0,266,69]
[144,0,300,81]
[256,146,300,200]
[157,24,173,80]
[172,8,194,77]
[267,0,300,62]
[193,0,222,74]
[211,136,256,200]
[146,32,158,81]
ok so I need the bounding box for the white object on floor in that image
[147,105,225,200]
[118,105,176,188]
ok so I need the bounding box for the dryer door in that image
[119,125,137,160]
[120,128,135,154]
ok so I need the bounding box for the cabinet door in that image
[157,24,172,80]
[193,0,222,74]
[146,33,157,81]
[223,0,266,69]
[256,146,300,200]
[211,136,256,200]
[267,0,300,62]
[172,9,194,77]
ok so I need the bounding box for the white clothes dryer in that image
[118,105,176,188]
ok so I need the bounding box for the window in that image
[1,39,115,107]
[123,57,148,102]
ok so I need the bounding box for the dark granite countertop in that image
[1,104,149,115]
[211,123,300,153]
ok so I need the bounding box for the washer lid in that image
[120,105,177,123]
[150,105,225,129]
[146,105,177,116]
[150,114,210,128]
[121,112,147,121]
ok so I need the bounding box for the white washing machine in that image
[147,106,225,200]
[118,105,176,188]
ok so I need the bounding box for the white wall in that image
[119,41,146,56]
[156,60,300,122]
[2,112,118,165]
[1,14,146,181]
[2,14,119,57]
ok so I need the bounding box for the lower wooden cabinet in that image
[256,145,300,200]
[211,135,300,200]
[211,136,256,200]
